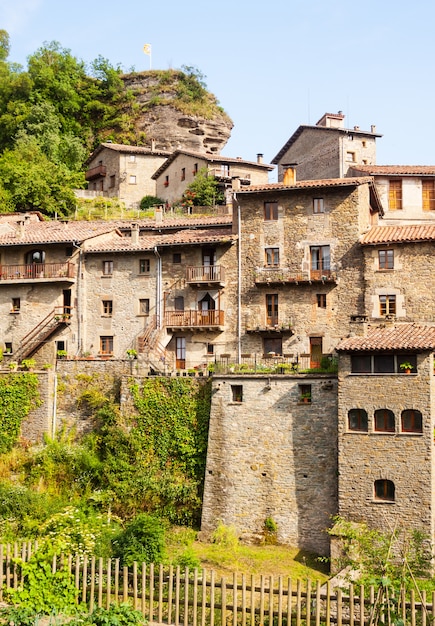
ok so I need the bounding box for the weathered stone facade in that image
[201,374,338,555]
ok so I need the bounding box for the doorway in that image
[175,337,186,369]
[310,336,323,369]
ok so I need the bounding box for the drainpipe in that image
[235,193,241,364]
[154,247,162,328]
[72,241,82,354]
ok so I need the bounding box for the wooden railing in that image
[85,164,107,180]
[186,265,225,283]
[0,262,75,281]
[0,543,432,624]
[255,268,336,284]
[164,310,224,327]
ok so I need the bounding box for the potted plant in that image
[21,358,36,371]
[8,361,18,371]
[300,391,311,403]
[57,349,68,360]
[400,362,414,374]
[126,349,138,359]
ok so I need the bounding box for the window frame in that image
[378,249,394,270]
[100,336,114,355]
[351,353,417,375]
[11,297,20,312]
[264,247,280,267]
[139,259,150,274]
[264,201,278,221]
[422,179,435,211]
[316,293,327,308]
[129,175,137,185]
[401,409,423,433]
[388,179,402,210]
[139,298,150,316]
[313,198,325,214]
[379,294,396,316]
[374,479,395,502]
[102,260,113,276]
[348,408,368,432]
[231,384,243,403]
[374,409,395,433]
[266,293,279,326]
[102,300,113,316]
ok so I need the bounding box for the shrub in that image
[112,514,166,566]
[211,521,239,549]
[140,195,164,211]
[69,604,146,626]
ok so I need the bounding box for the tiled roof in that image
[336,323,435,352]
[152,149,274,178]
[84,228,236,253]
[236,177,375,193]
[350,165,435,176]
[361,224,435,244]
[110,215,233,230]
[0,221,118,246]
[86,142,171,164]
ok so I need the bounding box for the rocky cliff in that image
[121,70,233,154]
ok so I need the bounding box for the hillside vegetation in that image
[0,30,230,217]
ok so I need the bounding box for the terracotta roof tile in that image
[0,221,118,246]
[336,323,435,352]
[350,165,435,176]
[237,177,374,193]
[361,224,435,244]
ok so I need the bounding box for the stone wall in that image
[337,352,435,541]
[200,373,338,555]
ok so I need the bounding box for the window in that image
[316,293,327,308]
[129,154,136,163]
[11,297,20,312]
[139,259,150,274]
[139,299,150,315]
[374,409,395,432]
[379,295,396,316]
[181,168,186,181]
[266,294,278,326]
[100,336,113,355]
[422,180,435,211]
[129,175,136,184]
[310,245,330,277]
[102,300,113,316]
[264,201,278,221]
[265,248,279,267]
[26,250,45,264]
[221,164,230,177]
[109,175,115,188]
[348,409,368,431]
[193,163,198,176]
[65,246,73,257]
[378,249,394,270]
[351,354,417,374]
[263,337,282,356]
[102,260,113,275]
[362,141,367,148]
[299,384,312,403]
[313,198,324,213]
[174,296,184,311]
[173,253,181,264]
[164,175,169,187]
[346,151,356,162]
[4,342,12,354]
[206,343,214,355]
[388,180,402,210]
[175,337,186,369]
[401,409,423,433]
[374,479,395,502]
[231,385,243,402]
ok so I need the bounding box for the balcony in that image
[0,263,75,283]
[165,309,224,331]
[186,265,225,286]
[254,267,336,285]
[85,164,107,181]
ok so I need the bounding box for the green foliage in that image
[211,521,239,550]
[0,373,41,453]
[69,603,147,626]
[140,195,164,211]
[112,513,166,566]
[181,167,224,207]
[263,517,278,545]
[0,605,38,626]
[5,547,79,614]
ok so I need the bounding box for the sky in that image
[2,0,435,180]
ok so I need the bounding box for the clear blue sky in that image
[2,0,435,178]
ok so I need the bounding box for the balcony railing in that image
[254,267,336,285]
[85,164,107,181]
[186,265,225,284]
[165,310,224,328]
[0,263,75,281]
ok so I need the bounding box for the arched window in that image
[374,479,395,502]
[374,409,395,432]
[348,409,368,431]
[26,250,45,264]
[401,409,423,433]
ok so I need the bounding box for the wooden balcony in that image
[165,309,224,331]
[0,263,75,283]
[254,267,336,285]
[85,164,107,181]
[186,265,225,286]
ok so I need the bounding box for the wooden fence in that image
[1,543,434,625]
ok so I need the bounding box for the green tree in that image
[181,167,224,207]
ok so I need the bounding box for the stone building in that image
[152,150,274,207]
[272,112,381,183]
[85,143,171,208]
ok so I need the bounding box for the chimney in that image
[16,220,25,239]
[257,153,264,164]
[131,223,139,244]
[232,177,241,191]
[155,205,163,223]
[151,138,156,151]
[371,125,376,133]
[282,164,297,185]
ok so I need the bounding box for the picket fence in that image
[0,542,434,625]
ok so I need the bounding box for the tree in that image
[181,167,224,207]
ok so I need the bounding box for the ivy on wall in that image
[0,374,41,453]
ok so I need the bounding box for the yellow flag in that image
[143,44,151,56]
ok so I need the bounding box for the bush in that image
[112,514,166,566]
[69,603,146,626]
[140,195,164,211]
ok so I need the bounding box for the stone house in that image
[85,143,171,208]
[152,150,274,207]
[272,112,381,183]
